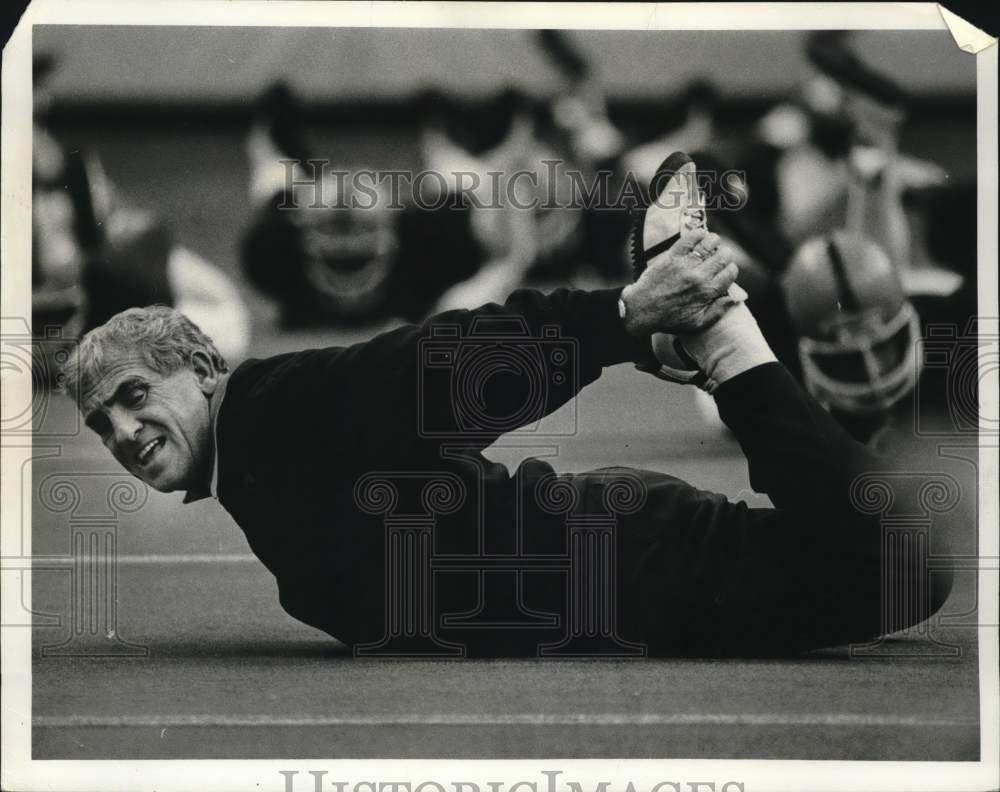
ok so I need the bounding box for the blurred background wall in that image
[37,27,974,103]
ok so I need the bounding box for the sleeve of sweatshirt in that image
[262,287,651,456]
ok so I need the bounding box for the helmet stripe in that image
[826,235,861,312]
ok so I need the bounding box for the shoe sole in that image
[628,151,699,282]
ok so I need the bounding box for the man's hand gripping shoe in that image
[627,152,775,392]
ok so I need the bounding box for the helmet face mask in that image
[292,183,399,316]
[798,300,920,415]
[783,232,921,419]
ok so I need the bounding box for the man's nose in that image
[108,406,142,445]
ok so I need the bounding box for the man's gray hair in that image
[60,305,228,405]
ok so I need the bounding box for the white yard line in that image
[33,713,978,728]
[113,554,259,563]
[30,554,260,564]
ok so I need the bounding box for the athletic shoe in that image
[629,152,776,396]
[627,151,715,389]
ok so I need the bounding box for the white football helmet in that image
[781,231,920,415]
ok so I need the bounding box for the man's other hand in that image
[620,228,740,337]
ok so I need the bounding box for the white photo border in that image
[2,2,997,791]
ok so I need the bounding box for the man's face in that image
[81,353,218,493]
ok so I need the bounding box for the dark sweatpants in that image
[419,364,955,658]
[594,362,954,655]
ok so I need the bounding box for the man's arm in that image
[329,286,650,452]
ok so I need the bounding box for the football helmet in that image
[781,231,920,415]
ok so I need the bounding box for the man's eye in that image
[125,387,147,408]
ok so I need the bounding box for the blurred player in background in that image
[417,84,588,312]
[779,231,922,444]
[409,31,714,312]
[745,32,970,443]
[32,53,250,374]
[242,82,505,326]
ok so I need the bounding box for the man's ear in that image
[190,351,220,397]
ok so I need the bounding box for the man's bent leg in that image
[611,466,953,656]
[608,359,955,655]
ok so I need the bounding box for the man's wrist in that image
[618,283,645,337]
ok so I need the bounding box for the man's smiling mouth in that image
[137,437,165,466]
